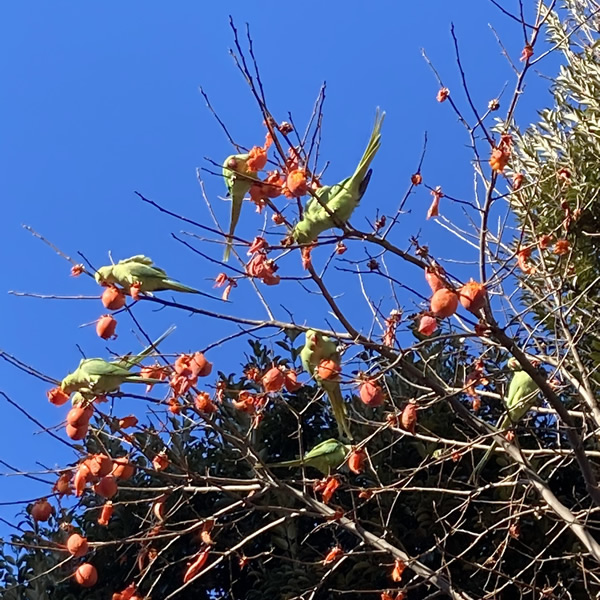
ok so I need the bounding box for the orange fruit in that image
[430,289,459,318]
[359,380,384,407]
[317,359,341,381]
[93,476,118,499]
[112,457,135,481]
[96,315,117,340]
[262,366,285,393]
[47,387,70,406]
[86,454,113,478]
[424,266,446,293]
[67,533,89,558]
[458,280,487,313]
[348,449,366,474]
[66,423,88,440]
[66,405,93,428]
[101,286,126,310]
[74,563,98,587]
[30,498,53,521]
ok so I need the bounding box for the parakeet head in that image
[223,154,249,189]
[94,266,113,286]
[60,374,78,395]
[305,329,320,349]
[223,154,249,173]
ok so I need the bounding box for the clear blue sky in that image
[0,1,555,531]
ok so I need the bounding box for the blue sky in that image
[0,2,556,532]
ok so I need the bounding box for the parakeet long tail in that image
[470,442,497,483]
[122,375,166,385]
[325,382,353,441]
[267,459,303,469]
[117,326,176,369]
[470,411,524,483]
[223,199,242,262]
[351,109,385,190]
[162,280,201,294]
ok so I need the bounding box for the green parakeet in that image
[293,109,385,244]
[267,438,351,475]
[300,329,353,440]
[61,326,175,395]
[95,256,214,298]
[471,359,541,482]
[222,154,257,262]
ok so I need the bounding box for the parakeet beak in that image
[94,269,110,286]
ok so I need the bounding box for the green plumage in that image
[222,154,257,262]
[300,329,353,440]
[293,110,385,244]
[471,361,540,482]
[61,327,174,395]
[267,438,351,475]
[95,256,201,296]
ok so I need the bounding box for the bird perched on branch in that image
[300,329,353,441]
[471,357,542,482]
[222,153,256,262]
[61,327,175,395]
[293,109,385,244]
[95,255,217,299]
[267,438,351,475]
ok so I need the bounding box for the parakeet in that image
[300,329,353,440]
[95,255,214,299]
[471,359,541,482]
[222,154,257,262]
[61,326,175,395]
[267,438,351,475]
[293,110,385,244]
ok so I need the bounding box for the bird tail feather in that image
[118,326,176,369]
[353,109,385,186]
[164,280,201,294]
[223,196,243,262]
[325,382,353,441]
[124,375,167,385]
[267,459,302,469]
[470,442,497,484]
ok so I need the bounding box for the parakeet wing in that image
[118,255,156,266]
[502,369,539,427]
[79,359,132,377]
[267,439,349,474]
[303,438,344,460]
[115,261,168,282]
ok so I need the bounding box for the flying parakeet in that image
[300,329,353,440]
[95,255,216,299]
[222,154,257,262]
[471,358,541,482]
[61,326,175,395]
[293,110,385,244]
[267,438,351,475]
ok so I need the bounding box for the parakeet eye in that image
[228,158,238,169]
